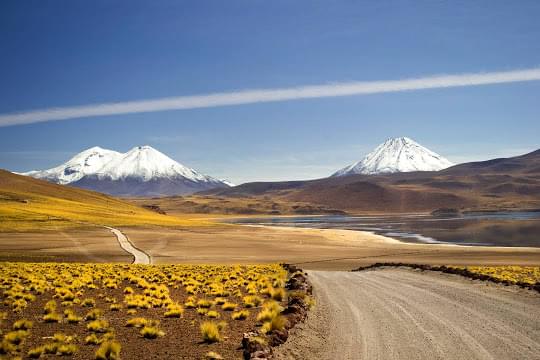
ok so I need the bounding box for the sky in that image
[1,1,539,185]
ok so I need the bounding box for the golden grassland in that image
[456,265,540,285]
[0,262,296,359]
[0,170,214,231]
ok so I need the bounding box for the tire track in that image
[275,269,540,360]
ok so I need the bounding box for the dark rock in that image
[269,329,289,346]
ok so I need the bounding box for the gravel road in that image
[275,268,540,360]
[106,226,151,264]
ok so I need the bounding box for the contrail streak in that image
[1,67,540,127]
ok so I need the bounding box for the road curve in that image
[275,268,540,360]
[105,226,151,264]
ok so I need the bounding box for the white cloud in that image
[1,67,540,127]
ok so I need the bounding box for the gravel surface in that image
[106,226,152,264]
[274,268,540,360]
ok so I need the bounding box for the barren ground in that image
[122,225,540,270]
[0,227,130,263]
[3,223,539,269]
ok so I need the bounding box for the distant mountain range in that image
[333,137,454,176]
[22,146,231,196]
[204,148,540,213]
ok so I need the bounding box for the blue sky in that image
[1,1,539,184]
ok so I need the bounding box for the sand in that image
[122,224,540,270]
[1,220,539,269]
[0,227,131,263]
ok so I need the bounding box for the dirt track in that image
[106,226,152,264]
[275,268,540,360]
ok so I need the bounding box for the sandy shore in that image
[1,222,539,269]
[123,224,540,270]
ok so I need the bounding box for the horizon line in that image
[1,67,540,127]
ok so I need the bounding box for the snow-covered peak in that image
[23,146,121,184]
[332,137,454,176]
[98,145,214,182]
[22,145,227,186]
[219,179,236,187]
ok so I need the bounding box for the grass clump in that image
[28,346,45,358]
[43,312,62,323]
[231,310,249,320]
[221,302,237,311]
[95,340,121,360]
[85,333,103,345]
[34,333,78,356]
[197,299,213,308]
[200,321,221,343]
[3,330,29,345]
[44,299,57,314]
[197,308,209,316]
[57,344,78,355]
[85,308,103,321]
[52,332,75,343]
[164,304,184,318]
[207,310,220,318]
[205,351,224,359]
[140,326,165,339]
[82,298,96,307]
[261,314,287,334]
[256,309,276,323]
[65,309,82,324]
[87,320,109,333]
[269,287,286,301]
[12,319,33,330]
[242,295,262,308]
[125,317,148,328]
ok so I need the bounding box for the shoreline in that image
[238,223,540,251]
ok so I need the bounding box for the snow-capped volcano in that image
[22,146,231,196]
[332,137,454,176]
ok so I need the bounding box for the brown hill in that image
[196,148,540,213]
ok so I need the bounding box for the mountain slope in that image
[202,148,540,213]
[333,137,454,176]
[23,146,120,185]
[0,169,204,231]
[22,146,230,196]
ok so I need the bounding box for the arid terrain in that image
[274,268,540,360]
[121,225,540,270]
[2,167,540,359]
[192,149,540,214]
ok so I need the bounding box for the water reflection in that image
[231,212,540,247]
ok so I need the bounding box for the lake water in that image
[230,212,540,247]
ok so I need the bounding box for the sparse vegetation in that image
[95,340,121,360]
[87,320,110,333]
[140,325,165,339]
[0,169,208,232]
[458,266,540,285]
[12,319,33,330]
[0,262,288,358]
[221,302,237,311]
[231,310,249,320]
[200,321,221,343]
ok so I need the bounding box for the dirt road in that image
[106,227,151,264]
[275,268,540,360]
